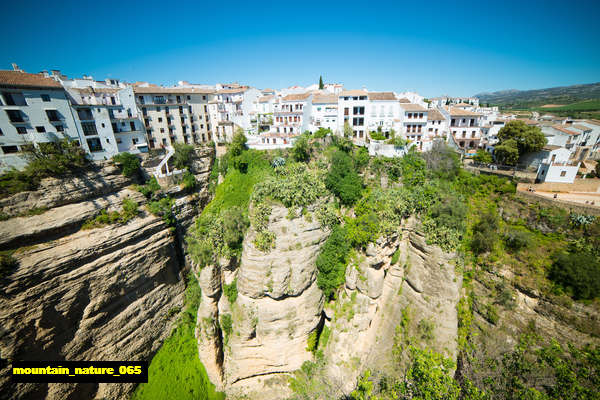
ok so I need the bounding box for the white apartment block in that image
[212,84,261,136]
[255,94,275,133]
[273,93,312,135]
[0,69,84,172]
[134,87,214,149]
[338,90,369,143]
[399,103,428,149]
[447,107,483,150]
[367,92,399,136]
[310,93,338,133]
[423,108,448,151]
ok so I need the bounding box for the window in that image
[408,113,412,119]
[106,138,110,143]
[419,113,423,118]
[36,126,46,133]
[158,117,163,123]
[46,109,61,122]
[187,96,191,100]
[101,123,105,128]
[2,145,19,154]
[0,128,2,135]
[560,171,567,177]
[117,138,122,144]
[162,138,167,145]
[6,109,26,123]
[41,94,50,102]
[2,92,27,106]
[132,138,139,145]
[130,122,135,131]
[160,128,165,133]
[17,126,27,134]
[81,122,98,136]
[86,138,103,152]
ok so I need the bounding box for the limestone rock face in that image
[0,148,214,400]
[196,204,328,399]
[323,217,462,394]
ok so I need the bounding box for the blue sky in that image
[1,0,599,97]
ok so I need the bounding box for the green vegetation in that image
[180,171,197,192]
[313,127,332,139]
[549,251,600,300]
[220,314,233,345]
[112,152,141,177]
[147,197,176,228]
[81,198,139,230]
[319,75,324,90]
[132,273,224,400]
[0,251,18,280]
[494,120,546,165]
[291,134,310,162]
[326,150,363,206]
[316,225,351,300]
[473,149,493,164]
[0,138,89,198]
[136,177,161,198]
[369,130,386,141]
[223,278,238,304]
[535,99,600,112]
[173,143,195,170]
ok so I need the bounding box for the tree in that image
[497,120,546,156]
[228,129,247,157]
[172,143,194,170]
[422,141,461,179]
[319,75,324,90]
[291,134,310,162]
[494,139,519,166]
[113,152,141,177]
[326,150,363,206]
[473,149,493,164]
[343,121,353,138]
[549,251,600,300]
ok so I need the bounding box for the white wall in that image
[537,163,579,183]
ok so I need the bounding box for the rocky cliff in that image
[0,147,214,400]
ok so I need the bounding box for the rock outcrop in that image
[195,205,329,399]
[0,146,214,400]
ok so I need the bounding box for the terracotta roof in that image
[282,93,311,101]
[312,94,338,104]
[0,70,63,89]
[542,145,562,151]
[571,124,592,131]
[400,103,427,112]
[216,87,249,94]
[427,109,445,121]
[368,92,396,101]
[454,102,471,107]
[584,119,600,126]
[339,90,368,97]
[398,98,411,103]
[258,95,274,103]
[448,107,481,116]
[74,87,119,94]
[552,125,579,135]
[262,88,274,92]
[133,86,214,94]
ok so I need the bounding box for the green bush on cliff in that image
[223,278,238,304]
[81,198,139,230]
[316,225,351,300]
[0,251,18,280]
[112,152,140,177]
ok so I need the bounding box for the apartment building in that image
[448,107,482,150]
[255,94,275,132]
[338,90,369,142]
[399,103,428,149]
[0,69,83,172]
[273,93,311,135]
[310,93,338,133]
[422,108,448,151]
[134,87,214,149]
[367,92,399,136]
[212,84,261,135]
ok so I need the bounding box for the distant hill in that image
[475,82,600,107]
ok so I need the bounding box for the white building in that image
[366,92,399,137]
[273,92,312,135]
[134,86,214,149]
[536,146,579,183]
[255,94,276,133]
[399,103,428,150]
[212,85,261,136]
[423,108,448,151]
[310,93,338,133]
[0,68,84,172]
[447,107,483,151]
[338,90,369,143]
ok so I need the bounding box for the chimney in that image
[11,63,22,72]
[40,70,49,77]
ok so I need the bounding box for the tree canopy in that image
[497,120,546,158]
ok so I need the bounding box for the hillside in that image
[475,82,600,107]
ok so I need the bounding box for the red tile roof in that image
[0,70,62,89]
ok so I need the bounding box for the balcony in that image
[6,110,29,124]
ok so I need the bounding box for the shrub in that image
[470,211,498,254]
[473,149,493,164]
[221,206,248,249]
[549,251,600,300]
[418,319,435,341]
[345,212,379,249]
[120,198,139,222]
[391,249,401,264]
[223,279,238,304]
[291,134,310,162]
[254,230,276,252]
[369,130,386,141]
[0,251,18,280]
[316,225,351,299]
[326,151,362,206]
[313,128,331,139]
[147,197,176,227]
[81,198,139,229]
[172,143,195,170]
[220,314,233,345]
[228,130,247,157]
[181,171,197,192]
[113,152,141,177]
[136,177,161,198]
[504,229,532,251]
[306,330,318,353]
[316,202,338,230]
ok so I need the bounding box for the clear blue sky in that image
[2,0,599,97]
